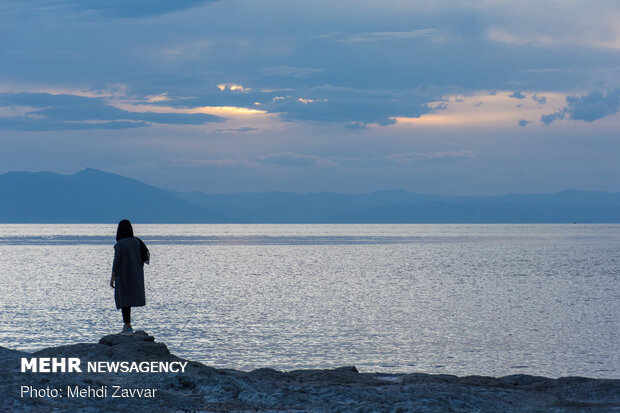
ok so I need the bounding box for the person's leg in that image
[122,307,131,328]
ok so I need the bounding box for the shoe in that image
[120,326,134,336]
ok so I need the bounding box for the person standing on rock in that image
[109,219,150,335]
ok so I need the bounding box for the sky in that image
[1,0,619,194]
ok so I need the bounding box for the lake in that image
[0,224,617,378]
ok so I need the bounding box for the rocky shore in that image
[1,331,618,412]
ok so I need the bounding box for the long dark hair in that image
[116,219,150,264]
[116,219,134,241]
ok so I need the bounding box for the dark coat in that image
[113,237,146,309]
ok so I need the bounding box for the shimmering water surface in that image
[0,224,618,378]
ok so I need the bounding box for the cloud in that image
[0,118,148,131]
[159,40,211,60]
[212,126,258,133]
[260,66,324,78]
[3,0,620,196]
[165,150,475,171]
[509,91,526,99]
[164,84,437,128]
[541,89,620,124]
[487,22,620,51]
[267,85,439,127]
[341,29,439,43]
[297,98,328,104]
[258,153,328,168]
[386,151,475,164]
[540,111,563,125]
[146,93,171,103]
[393,91,566,129]
[518,119,529,127]
[568,90,620,121]
[0,92,223,130]
[14,0,220,18]
[217,84,251,92]
[532,94,547,105]
[325,151,475,168]
[344,122,368,130]
[258,151,475,169]
[160,158,248,168]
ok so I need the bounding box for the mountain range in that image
[1,168,619,223]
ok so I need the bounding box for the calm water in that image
[0,224,618,378]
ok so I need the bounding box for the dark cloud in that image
[265,86,438,127]
[541,89,620,125]
[509,91,526,99]
[532,94,547,105]
[15,0,219,18]
[541,111,564,125]
[0,93,223,131]
[0,84,438,131]
[166,84,441,128]
[518,119,530,127]
[567,90,620,121]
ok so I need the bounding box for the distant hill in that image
[173,189,620,223]
[1,168,620,223]
[0,168,220,223]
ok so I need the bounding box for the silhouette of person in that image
[110,219,149,335]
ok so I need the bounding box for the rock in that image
[97,330,171,361]
[98,330,155,346]
[0,346,26,362]
[1,334,618,412]
[333,365,358,373]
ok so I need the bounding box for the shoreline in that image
[2,331,619,412]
